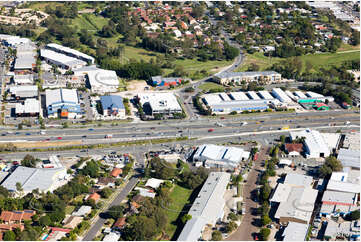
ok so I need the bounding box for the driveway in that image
[226,147,268,241]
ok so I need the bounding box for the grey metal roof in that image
[1,166,66,193]
[215,71,280,79]
[177,172,230,241]
[322,190,357,205]
[284,173,313,187]
[337,148,360,168]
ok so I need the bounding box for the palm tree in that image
[16,182,23,197]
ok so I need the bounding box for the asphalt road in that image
[82,177,139,241]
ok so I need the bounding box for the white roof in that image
[219,93,231,101]
[177,172,230,241]
[270,183,292,203]
[282,222,308,241]
[279,159,292,165]
[15,98,40,114]
[47,43,95,63]
[258,91,274,100]
[193,144,248,166]
[321,133,340,151]
[138,93,182,112]
[274,186,318,223]
[145,178,164,189]
[247,91,261,100]
[272,88,292,103]
[1,166,67,194]
[72,206,92,217]
[9,85,38,97]
[40,49,86,68]
[290,129,329,156]
[285,90,298,100]
[326,180,360,194]
[46,88,78,106]
[229,92,249,101]
[284,173,313,187]
[330,172,348,182]
[322,190,357,205]
[14,74,34,84]
[338,148,360,169]
[294,91,307,99]
[87,69,119,89]
[306,91,324,98]
[102,232,120,242]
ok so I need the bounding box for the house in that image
[214,71,282,85]
[134,187,156,198]
[0,210,36,224]
[110,168,122,178]
[132,194,145,203]
[145,178,165,189]
[103,232,120,241]
[72,206,91,217]
[284,143,303,157]
[97,177,116,186]
[62,215,83,229]
[87,193,101,203]
[173,29,182,38]
[100,96,125,118]
[112,217,126,230]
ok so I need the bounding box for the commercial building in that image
[9,85,38,99]
[40,49,87,70]
[86,69,119,93]
[46,43,95,64]
[319,190,358,217]
[13,74,34,85]
[272,185,318,225]
[202,92,270,114]
[284,143,303,157]
[1,166,67,196]
[247,91,261,100]
[100,95,125,118]
[290,129,330,158]
[258,90,274,100]
[337,148,360,169]
[272,88,293,103]
[214,71,281,85]
[0,34,31,47]
[282,222,308,241]
[284,173,313,187]
[15,98,40,117]
[151,76,184,86]
[45,88,81,119]
[324,219,360,240]
[193,144,250,169]
[14,43,36,73]
[137,92,182,115]
[177,172,231,241]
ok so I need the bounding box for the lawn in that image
[199,82,225,92]
[65,205,76,214]
[236,50,360,73]
[164,184,193,239]
[71,14,108,32]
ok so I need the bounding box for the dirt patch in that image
[13,140,82,148]
[127,80,151,92]
[210,64,233,74]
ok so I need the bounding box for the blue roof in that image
[100,96,125,110]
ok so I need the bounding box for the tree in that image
[100,188,112,199]
[3,231,16,241]
[39,215,51,227]
[79,160,99,178]
[227,212,239,221]
[319,156,343,177]
[280,135,286,144]
[211,231,223,241]
[16,182,23,196]
[21,154,40,168]
[107,205,124,219]
[259,228,271,241]
[261,214,271,226]
[225,221,238,233]
[224,43,240,60]
[181,214,192,224]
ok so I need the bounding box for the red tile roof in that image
[110,168,122,177]
[88,193,101,202]
[112,217,126,229]
[285,143,303,153]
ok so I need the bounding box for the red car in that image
[220,117,225,120]
[57,137,62,140]
[45,138,50,141]
[208,129,214,132]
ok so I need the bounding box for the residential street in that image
[82,177,139,241]
[226,146,268,241]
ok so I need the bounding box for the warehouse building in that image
[13,74,34,85]
[1,166,67,196]
[229,92,249,100]
[319,190,359,217]
[258,90,274,100]
[40,49,87,70]
[14,43,36,73]
[151,76,184,86]
[15,98,40,117]
[45,88,81,119]
[272,88,293,103]
[282,222,309,241]
[46,43,95,64]
[9,85,38,99]
[290,129,330,158]
[137,92,182,115]
[0,34,30,47]
[214,71,281,85]
[337,148,360,169]
[86,68,119,93]
[177,172,231,241]
[193,144,250,169]
[247,91,261,100]
[100,95,125,118]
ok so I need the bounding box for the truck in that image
[345,121,351,125]
[40,130,46,135]
[105,134,113,139]
[240,121,248,126]
[281,126,289,130]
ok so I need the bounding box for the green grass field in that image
[236,50,360,73]
[65,205,76,214]
[71,14,108,32]
[199,82,225,92]
[164,184,193,239]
